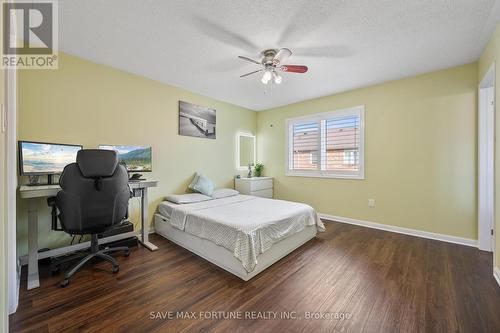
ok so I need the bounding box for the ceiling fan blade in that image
[238,56,261,65]
[293,45,354,58]
[277,2,340,45]
[280,65,308,73]
[272,48,292,65]
[240,69,262,78]
[193,16,259,53]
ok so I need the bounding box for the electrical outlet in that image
[368,199,375,208]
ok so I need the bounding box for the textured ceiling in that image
[59,0,500,110]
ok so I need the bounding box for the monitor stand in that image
[27,174,56,186]
[129,173,145,181]
[47,174,55,185]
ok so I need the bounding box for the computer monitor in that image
[18,141,83,184]
[98,145,152,173]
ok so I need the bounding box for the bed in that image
[154,194,325,280]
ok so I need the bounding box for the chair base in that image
[60,234,129,287]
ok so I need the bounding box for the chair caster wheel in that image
[61,279,69,288]
[112,266,119,273]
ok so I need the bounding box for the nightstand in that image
[235,177,273,198]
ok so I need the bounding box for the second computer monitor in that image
[98,145,152,172]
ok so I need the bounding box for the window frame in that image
[285,105,365,179]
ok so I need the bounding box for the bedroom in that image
[1,0,500,332]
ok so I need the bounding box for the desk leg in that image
[27,198,40,290]
[139,187,158,251]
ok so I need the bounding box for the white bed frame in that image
[154,214,317,281]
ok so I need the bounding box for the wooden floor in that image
[10,222,500,333]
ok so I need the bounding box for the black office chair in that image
[48,149,131,287]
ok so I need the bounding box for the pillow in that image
[188,173,200,191]
[212,188,239,199]
[165,193,212,204]
[192,174,216,196]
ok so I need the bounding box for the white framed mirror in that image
[237,132,256,170]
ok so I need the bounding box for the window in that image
[343,150,358,165]
[309,151,318,165]
[286,106,364,179]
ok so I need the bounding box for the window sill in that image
[285,171,365,180]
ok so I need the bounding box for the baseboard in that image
[319,213,477,248]
[10,259,21,314]
[494,267,500,288]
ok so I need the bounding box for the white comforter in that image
[164,195,325,272]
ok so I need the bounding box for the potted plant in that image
[254,163,264,177]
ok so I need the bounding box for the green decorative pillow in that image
[192,173,215,196]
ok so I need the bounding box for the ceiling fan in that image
[238,48,308,85]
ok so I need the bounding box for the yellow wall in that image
[479,23,500,271]
[257,63,478,240]
[17,52,256,256]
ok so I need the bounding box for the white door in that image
[478,65,495,252]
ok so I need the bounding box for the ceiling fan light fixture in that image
[273,71,282,84]
[238,48,308,85]
[261,70,272,84]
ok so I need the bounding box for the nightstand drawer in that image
[251,188,273,198]
[249,178,273,191]
[234,177,273,197]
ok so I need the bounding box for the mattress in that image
[157,195,325,272]
[158,200,177,220]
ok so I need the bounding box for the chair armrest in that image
[47,196,63,231]
[47,196,56,207]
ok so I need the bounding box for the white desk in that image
[19,179,158,290]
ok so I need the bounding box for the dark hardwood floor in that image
[10,221,500,333]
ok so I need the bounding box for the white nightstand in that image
[235,177,273,198]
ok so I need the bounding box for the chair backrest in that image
[56,149,130,235]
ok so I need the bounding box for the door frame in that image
[5,0,19,316]
[478,63,495,252]
[6,64,18,315]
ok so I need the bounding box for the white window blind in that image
[292,121,319,170]
[343,150,358,165]
[286,106,364,179]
